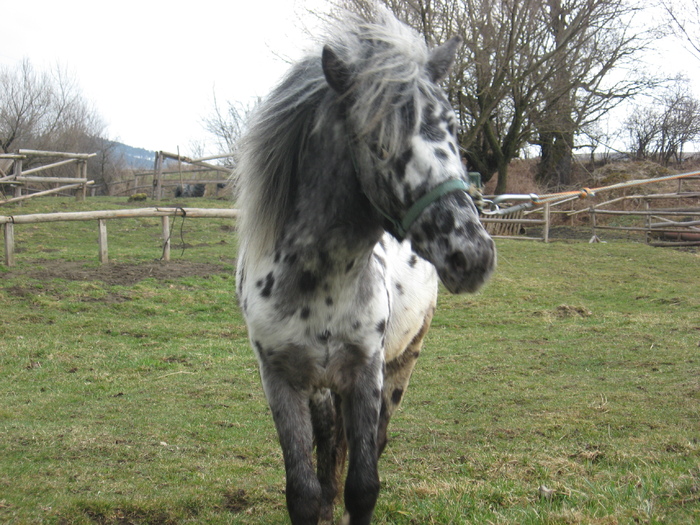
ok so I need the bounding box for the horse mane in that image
[235,8,431,265]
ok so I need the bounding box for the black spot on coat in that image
[261,272,275,298]
[299,271,317,293]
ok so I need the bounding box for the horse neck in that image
[279,119,384,272]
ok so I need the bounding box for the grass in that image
[1,197,699,524]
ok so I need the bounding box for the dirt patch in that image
[1,260,233,286]
[222,488,249,513]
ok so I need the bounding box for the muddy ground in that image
[1,260,233,286]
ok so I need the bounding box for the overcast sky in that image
[1,0,328,154]
[3,1,699,156]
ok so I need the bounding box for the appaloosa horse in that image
[235,8,496,524]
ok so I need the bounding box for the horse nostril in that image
[447,251,468,274]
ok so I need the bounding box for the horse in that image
[234,8,496,524]
[174,183,206,198]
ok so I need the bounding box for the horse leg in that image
[378,307,435,457]
[310,388,341,524]
[339,350,383,525]
[259,365,321,524]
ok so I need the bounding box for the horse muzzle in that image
[435,233,496,294]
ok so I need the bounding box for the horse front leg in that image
[339,349,383,525]
[310,388,342,524]
[259,360,321,525]
[378,307,434,457]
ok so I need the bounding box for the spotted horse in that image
[234,8,496,525]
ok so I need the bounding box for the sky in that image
[2,1,700,156]
[1,0,329,154]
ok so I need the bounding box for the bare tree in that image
[0,59,105,156]
[661,0,700,60]
[202,91,255,156]
[339,0,653,193]
[0,59,130,194]
[626,79,700,164]
[0,59,51,153]
[625,105,663,160]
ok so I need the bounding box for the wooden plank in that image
[0,207,239,225]
[19,158,78,175]
[0,181,94,205]
[17,149,96,159]
[161,216,171,261]
[78,161,88,201]
[154,152,163,201]
[592,209,700,216]
[12,158,22,199]
[16,176,87,184]
[650,218,700,228]
[159,151,233,172]
[192,153,236,162]
[98,219,108,264]
[3,222,14,267]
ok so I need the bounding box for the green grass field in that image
[1,197,698,524]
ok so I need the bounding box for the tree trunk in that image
[537,128,573,188]
[494,160,508,195]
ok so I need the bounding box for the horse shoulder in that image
[381,237,438,363]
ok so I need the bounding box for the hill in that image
[110,141,155,170]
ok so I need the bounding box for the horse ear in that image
[322,45,353,94]
[427,37,462,83]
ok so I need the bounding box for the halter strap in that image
[346,132,471,240]
[372,178,469,240]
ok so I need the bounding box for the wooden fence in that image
[113,151,234,199]
[0,149,95,205]
[481,200,551,242]
[586,194,700,246]
[562,175,700,245]
[0,207,238,267]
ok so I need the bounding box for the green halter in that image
[347,132,475,240]
[370,178,470,240]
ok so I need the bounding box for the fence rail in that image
[586,193,700,246]
[481,200,551,241]
[1,207,238,267]
[0,149,95,205]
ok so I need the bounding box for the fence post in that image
[98,219,108,264]
[161,216,171,261]
[81,160,88,200]
[13,158,22,203]
[3,222,15,267]
[75,160,84,201]
[154,152,164,201]
[644,199,651,244]
[543,202,550,243]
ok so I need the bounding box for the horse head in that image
[321,24,496,293]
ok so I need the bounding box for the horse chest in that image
[240,253,389,353]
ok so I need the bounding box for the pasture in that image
[1,197,698,524]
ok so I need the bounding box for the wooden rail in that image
[0,149,96,204]
[135,151,234,201]
[481,200,551,241]
[1,207,238,267]
[587,193,700,246]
